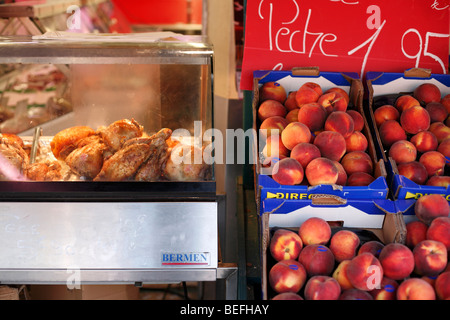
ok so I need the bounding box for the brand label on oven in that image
[161,252,210,266]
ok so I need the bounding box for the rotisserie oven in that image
[0,33,226,287]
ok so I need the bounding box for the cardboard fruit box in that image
[261,197,398,229]
[259,206,407,300]
[366,69,450,201]
[252,68,388,210]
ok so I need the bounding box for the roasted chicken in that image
[95,128,172,181]
[97,118,144,153]
[21,118,212,182]
[65,135,107,180]
[50,125,96,160]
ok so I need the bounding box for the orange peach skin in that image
[298,217,331,246]
[347,252,383,291]
[270,228,303,261]
[396,278,436,300]
[304,276,341,300]
[379,243,414,280]
[268,259,307,294]
[305,157,339,186]
[329,230,360,262]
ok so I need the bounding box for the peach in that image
[437,138,450,164]
[413,83,441,105]
[370,277,398,300]
[415,194,449,225]
[396,278,436,300]
[317,91,348,114]
[259,81,287,104]
[290,142,321,169]
[272,158,304,186]
[270,228,303,261]
[329,230,360,262]
[281,122,312,150]
[426,175,450,187]
[419,151,446,177]
[297,102,327,132]
[258,99,287,121]
[262,134,289,158]
[400,105,430,135]
[405,220,428,249]
[295,82,322,107]
[346,172,375,186]
[259,116,289,138]
[324,111,355,138]
[305,157,339,186]
[427,216,450,251]
[358,240,384,258]
[379,120,407,148]
[347,110,365,131]
[395,94,421,112]
[410,131,438,153]
[429,121,450,143]
[345,131,368,152]
[333,161,347,186]
[388,140,417,164]
[441,94,450,113]
[347,252,383,291]
[284,91,299,111]
[271,292,303,300]
[413,239,448,276]
[339,289,373,300]
[397,161,428,185]
[285,109,300,123]
[435,271,450,300]
[313,131,347,162]
[373,104,400,127]
[379,243,414,280]
[340,151,373,176]
[332,260,354,290]
[298,217,331,246]
[324,87,350,104]
[269,259,307,294]
[298,244,335,277]
[304,276,341,300]
[426,101,448,123]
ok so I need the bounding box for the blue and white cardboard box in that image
[261,196,398,229]
[366,69,450,201]
[252,69,389,211]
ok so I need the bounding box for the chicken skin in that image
[65,136,107,180]
[97,118,144,153]
[94,128,172,181]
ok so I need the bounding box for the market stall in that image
[0,31,237,299]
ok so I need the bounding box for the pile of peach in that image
[373,83,450,186]
[258,81,375,187]
[268,194,450,300]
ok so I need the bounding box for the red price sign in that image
[240,0,450,90]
